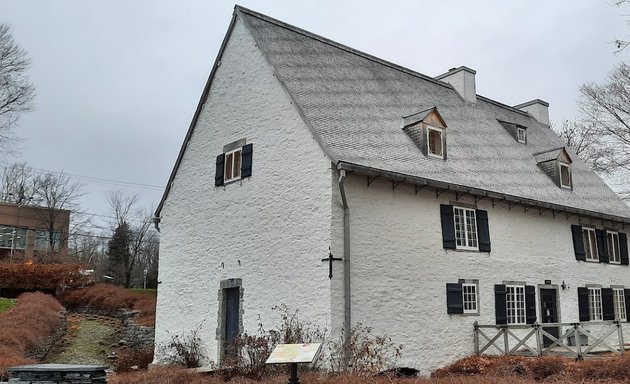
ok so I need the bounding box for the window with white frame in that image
[559,162,572,189]
[454,207,478,250]
[588,287,603,321]
[608,231,621,264]
[0,226,27,250]
[462,283,478,314]
[583,227,598,261]
[224,148,242,183]
[613,288,627,321]
[517,127,526,143]
[427,127,444,159]
[506,285,526,324]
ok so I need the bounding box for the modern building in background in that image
[0,202,70,262]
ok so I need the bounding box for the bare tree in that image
[0,162,34,203]
[32,172,84,261]
[556,62,630,199]
[0,24,35,152]
[107,191,156,288]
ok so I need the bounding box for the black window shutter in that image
[476,209,491,252]
[571,225,585,261]
[440,205,456,249]
[215,153,225,187]
[577,287,590,322]
[620,232,629,266]
[602,288,614,321]
[446,283,464,314]
[525,285,537,324]
[240,143,253,178]
[596,229,609,263]
[624,289,630,322]
[495,284,507,325]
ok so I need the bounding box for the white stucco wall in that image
[337,172,630,375]
[154,17,334,365]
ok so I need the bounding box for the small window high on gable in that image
[498,120,527,144]
[534,147,573,190]
[402,107,448,160]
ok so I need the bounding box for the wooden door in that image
[540,288,559,347]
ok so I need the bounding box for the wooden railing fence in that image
[474,321,625,359]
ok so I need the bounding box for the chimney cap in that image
[514,98,549,109]
[435,66,476,79]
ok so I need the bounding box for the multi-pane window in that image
[517,127,526,143]
[613,288,627,321]
[583,228,598,261]
[34,229,62,251]
[608,232,621,264]
[427,127,444,159]
[224,148,242,182]
[0,226,27,250]
[588,287,603,321]
[559,163,571,189]
[454,207,478,250]
[462,283,478,314]
[506,285,526,324]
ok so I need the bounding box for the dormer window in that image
[533,147,573,190]
[517,127,526,143]
[498,120,527,144]
[428,127,444,159]
[559,162,571,189]
[402,107,448,160]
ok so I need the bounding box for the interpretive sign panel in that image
[265,343,322,364]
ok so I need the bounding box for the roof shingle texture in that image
[238,8,630,219]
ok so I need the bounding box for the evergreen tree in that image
[108,222,132,287]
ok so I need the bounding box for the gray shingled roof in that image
[236,6,630,220]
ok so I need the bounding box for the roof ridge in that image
[234,5,452,90]
[476,95,532,118]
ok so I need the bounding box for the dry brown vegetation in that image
[0,263,91,290]
[110,355,630,384]
[0,292,63,378]
[59,283,156,326]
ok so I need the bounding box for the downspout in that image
[338,169,351,341]
[153,216,161,233]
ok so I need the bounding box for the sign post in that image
[266,343,322,384]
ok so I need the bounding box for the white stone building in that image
[153,6,630,374]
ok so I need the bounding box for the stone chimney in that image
[514,99,550,126]
[436,66,477,103]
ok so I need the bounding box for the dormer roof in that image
[534,147,573,164]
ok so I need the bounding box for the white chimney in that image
[514,99,550,126]
[436,66,477,103]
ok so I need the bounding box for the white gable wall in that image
[338,172,630,375]
[154,17,334,365]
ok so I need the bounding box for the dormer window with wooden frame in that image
[517,127,526,143]
[427,126,444,159]
[559,162,571,189]
[498,120,527,144]
[533,147,573,190]
[402,107,448,160]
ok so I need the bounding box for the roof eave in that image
[154,9,240,219]
[337,161,630,225]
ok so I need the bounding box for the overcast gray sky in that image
[1,0,629,231]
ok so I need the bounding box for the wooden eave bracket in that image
[435,187,449,198]
[392,180,404,190]
[455,191,467,201]
[367,175,379,187]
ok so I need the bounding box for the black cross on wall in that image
[321,248,342,279]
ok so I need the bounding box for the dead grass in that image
[60,283,156,326]
[0,292,63,379]
[110,355,630,384]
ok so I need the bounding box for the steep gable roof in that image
[155,5,630,223]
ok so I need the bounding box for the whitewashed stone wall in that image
[154,17,334,365]
[336,172,630,375]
